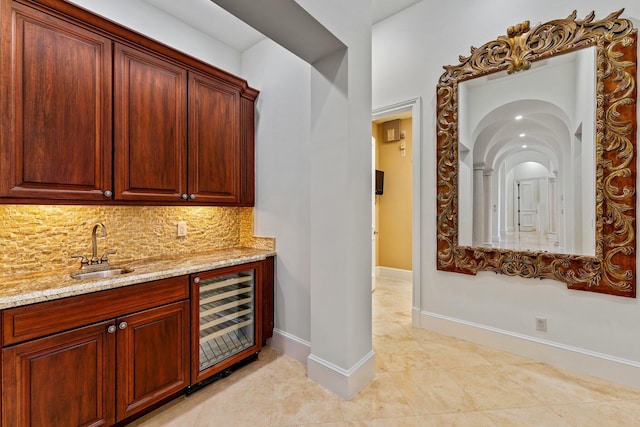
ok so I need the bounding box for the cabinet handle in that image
[181,193,188,200]
[189,194,196,200]
[104,190,113,198]
[107,325,116,334]
[119,321,128,330]
[193,277,200,284]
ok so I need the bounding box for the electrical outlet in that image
[535,317,547,332]
[177,221,187,237]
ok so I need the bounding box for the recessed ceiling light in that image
[519,133,526,137]
[522,144,527,148]
[515,115,523,120]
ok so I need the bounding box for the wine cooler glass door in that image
[198,269,255,372]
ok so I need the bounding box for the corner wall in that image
[241,39,313,348]
[241,0,375,397]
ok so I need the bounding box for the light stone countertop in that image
[0,247,276,310]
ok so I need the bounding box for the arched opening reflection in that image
[457,48,596,256]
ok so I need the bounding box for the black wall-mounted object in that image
[375,170,384,195]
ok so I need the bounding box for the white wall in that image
[67,0,241,74]
[297,0,375,397]
[241,40,313,345]
[373,0,640,388]
[228,0,375,397]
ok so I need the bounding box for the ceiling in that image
[142,0,423,52]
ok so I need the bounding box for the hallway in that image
[130,277,640,426]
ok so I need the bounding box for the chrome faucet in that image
[72,222,116,270]
[91,222,107,264]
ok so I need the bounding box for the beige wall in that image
[0,205,273,279]
[375,117,412,271]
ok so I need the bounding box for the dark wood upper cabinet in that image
[114,43,187,202]
[240,97,256,206]
[0,0,258,206]
[0,2,113,200]
[188,72,240,204]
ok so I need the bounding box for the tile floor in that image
[129,276,640,426]
[495,230,560,253]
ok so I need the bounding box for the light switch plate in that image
[177,221,187,237]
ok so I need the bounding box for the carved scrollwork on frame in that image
[436,10,637,297]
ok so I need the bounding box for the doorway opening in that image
[371,98,421,326]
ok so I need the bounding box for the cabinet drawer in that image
[2,275,189,346]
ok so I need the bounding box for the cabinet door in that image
[2,321,116,427]
[0,4,113,201]
[116,301,190,420]
[114,44,187,202]
[188,72,241,204]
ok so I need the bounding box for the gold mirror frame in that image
[436,10,637,297]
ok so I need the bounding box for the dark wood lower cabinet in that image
[116,301,190,420]
[262,256,275,342]
[2,321,116,426]
[0,259,274,426]
[0,277,190,427]
[1,301,191,427]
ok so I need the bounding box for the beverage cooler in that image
[190,262,263,388]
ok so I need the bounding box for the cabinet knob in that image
[104,190,113,198]
[189,194,196,200]
[119,321,128,330]
[107,325,116,334]
[181,193,188,200]
[193,277,200,284]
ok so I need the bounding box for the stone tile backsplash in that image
[0,205,271,278]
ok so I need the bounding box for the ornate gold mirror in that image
[436,10,637,297]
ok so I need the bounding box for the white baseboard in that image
[270,329,376,398]
[376,266,412,281]
[269,328,310,365]
[420,311,640,390]
[307,351,376,399]
[412,307,421,328]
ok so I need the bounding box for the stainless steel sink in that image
[70,267,135,280]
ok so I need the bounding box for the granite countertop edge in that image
[0,247,276,310]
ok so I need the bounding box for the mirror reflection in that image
[457,47,596,256]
